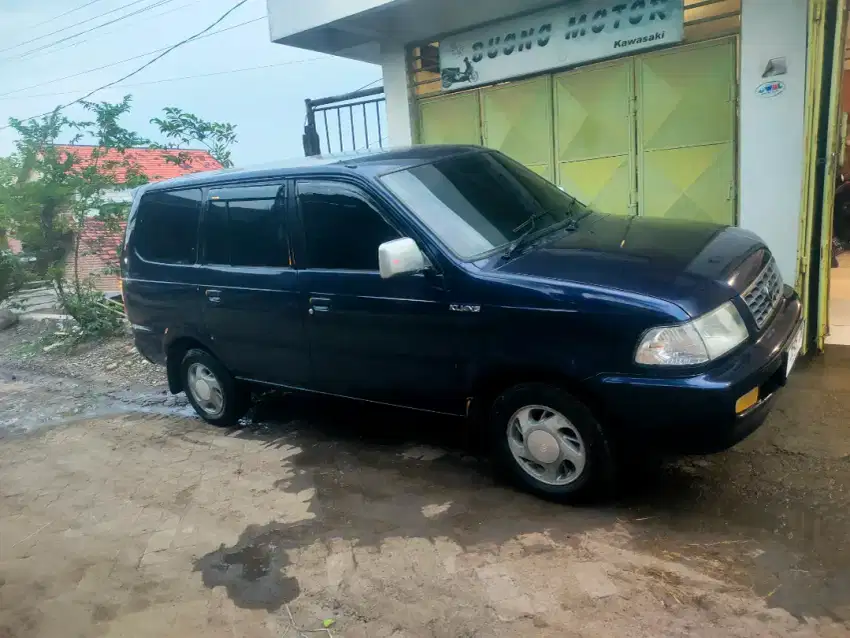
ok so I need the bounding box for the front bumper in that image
[589,288,803,454]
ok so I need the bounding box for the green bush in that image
[0,250,27,303]
[55,279,125,339]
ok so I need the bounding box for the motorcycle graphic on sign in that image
[441,57,479,89]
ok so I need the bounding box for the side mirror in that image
[378,237,427,279]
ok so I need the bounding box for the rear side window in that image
[202,184,288,268]
[297,181,399,271]
[134,188,202,264]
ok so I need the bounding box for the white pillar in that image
[739,0,808,286]
[380,42,415,146]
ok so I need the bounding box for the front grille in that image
[742,259,784,330]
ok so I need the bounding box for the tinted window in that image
[135,189,202,264]
[298,181,399,271]
[380,151,589,260]
[204,200,229,265]
[203,185,288,268]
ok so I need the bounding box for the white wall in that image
[381,43,415,146]
[739,0,808,286]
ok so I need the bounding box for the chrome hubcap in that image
[188,363,225,417]
[506,404,586,486]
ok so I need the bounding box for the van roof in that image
[139,145,484,192]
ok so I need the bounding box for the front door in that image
[198,182,310,387]
[293,179,465,414]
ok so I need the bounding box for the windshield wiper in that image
[512,209,553,236]
[502,205,581,261]
[501,210,548,260]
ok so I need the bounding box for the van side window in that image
[297,181,399,271]
[135,188,202,264]
[203,184,288,268]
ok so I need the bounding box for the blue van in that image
[123,146,803,501]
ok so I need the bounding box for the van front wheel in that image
[181,349,250,427]
[489,383,615,503]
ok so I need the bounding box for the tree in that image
[1,109,82,274]
[0,97,148,334]
[0,96,238,338]
[0,155,21,249]
[151,106,237,168]
[64,96,150,296]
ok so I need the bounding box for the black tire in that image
[180,348,250,427]
[488,383,616,503]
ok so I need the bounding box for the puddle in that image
[0,367,195,437]
[195,523,301,610]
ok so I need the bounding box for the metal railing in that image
[303,86,386,156]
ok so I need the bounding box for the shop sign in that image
[439,0,685,92]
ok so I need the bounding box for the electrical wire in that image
[0,58,325,101]
[1,0,179,61]
[0,0,168,55]
[352,78,383,92]
[23,0,109,31]
[18,0,211,64]
[0,15,266,98]
[0,0,250,131]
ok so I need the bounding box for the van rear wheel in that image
[181,349,250,427]
[488,383,615,503]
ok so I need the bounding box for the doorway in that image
[826,10,850,345]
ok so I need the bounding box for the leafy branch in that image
[150,106,236,168]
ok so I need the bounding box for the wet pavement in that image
[1,347,850,636]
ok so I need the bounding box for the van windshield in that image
[380,151,590,261]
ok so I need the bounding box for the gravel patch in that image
[0,318,165,390]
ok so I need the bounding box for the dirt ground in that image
[1,321,850,637]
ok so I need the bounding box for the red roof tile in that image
[53,145,222,183]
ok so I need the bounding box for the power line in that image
[1,0,178,62]
[352,78,383,93]
[23,0,109,31]
[0,0,165,55]
[0,15,266,98]
[0,0,251,131]
[19,0,209,64]
[0,58,325,101]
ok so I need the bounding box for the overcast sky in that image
[0,0,382,165]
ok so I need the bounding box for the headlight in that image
[635,301,748,366]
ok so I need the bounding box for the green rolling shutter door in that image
[636,40,737,225]
[554,60,635,216]
[480,76,554,180]
[415,38,737,225]
[418,92,481,146]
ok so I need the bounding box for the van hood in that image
[494,213,771,318]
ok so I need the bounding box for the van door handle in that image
[309,296,331,314]
[205,289,222,304]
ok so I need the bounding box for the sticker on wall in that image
[756,81,786,98]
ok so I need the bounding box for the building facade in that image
[269,0,847,352]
